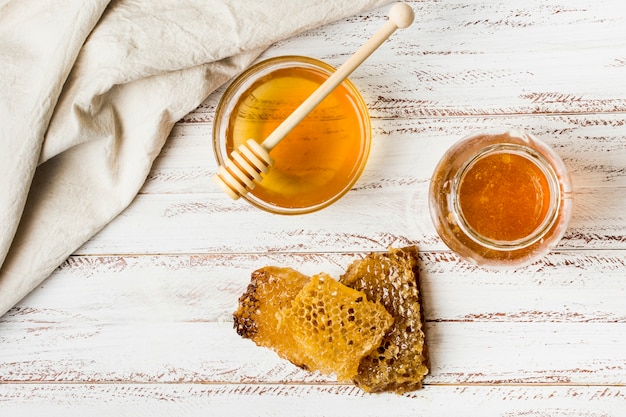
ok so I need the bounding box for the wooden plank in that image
[4,251,626,324]
[1,384,625,417]
[75,183,626,254]
[181,0,626,123]
[1,320,626,385]
[144,114,626,195]
[184,56,626,121]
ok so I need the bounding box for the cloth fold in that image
[0,0,391,317]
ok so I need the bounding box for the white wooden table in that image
[2,1,626,415]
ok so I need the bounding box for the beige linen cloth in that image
[0,0,391,316]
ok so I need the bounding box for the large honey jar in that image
[213,56,371,214]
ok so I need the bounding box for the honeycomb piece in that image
[280,273,394,382]
[340,246,429,393]
[233,266,313,369]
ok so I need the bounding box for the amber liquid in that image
[458,152,551,242]
[226,66,369,209]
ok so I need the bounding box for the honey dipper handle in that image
[260,2,414,151]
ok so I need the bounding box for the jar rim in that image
[450,143,562,251]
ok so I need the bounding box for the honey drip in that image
[226,66,368,208]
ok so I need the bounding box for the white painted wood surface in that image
[2,0,626,415]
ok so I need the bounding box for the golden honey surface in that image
[226,66,368,209]
[458,152,551,242]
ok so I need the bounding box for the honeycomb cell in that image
[280,273,393,382]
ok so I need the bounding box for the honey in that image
[429,130,573,268]
[457,151,551,243]
[213,56,371,214]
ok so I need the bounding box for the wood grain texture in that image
[1,252,625,386]
[2,0,626,415]
[1,384,626,417]
[5,251,625,324]
[144,115,626,194]
[73,185,626,254]
[181,0,626,123]
[3,320,626,385]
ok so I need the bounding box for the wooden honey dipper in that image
[214,3,415,200]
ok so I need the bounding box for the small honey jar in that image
[213,56,371,214]
[429,129,573,268]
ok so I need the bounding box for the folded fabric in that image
[0,0,391,317]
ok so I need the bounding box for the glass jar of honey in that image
[213,56,371,214]
[429,129,573,268]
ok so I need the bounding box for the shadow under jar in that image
[429,129,573,268]
[213,56,371,215]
